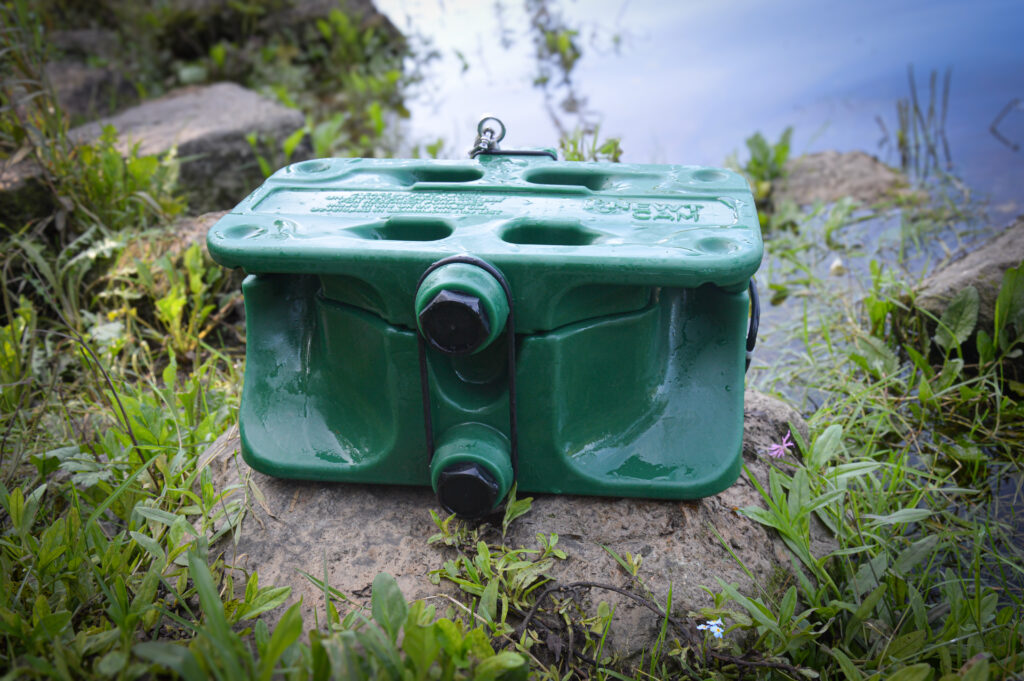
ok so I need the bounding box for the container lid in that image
[208,156,762,330]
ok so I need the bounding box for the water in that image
[379,0,1024,213]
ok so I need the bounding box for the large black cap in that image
[418,289,491,355]
[436,461,500,518]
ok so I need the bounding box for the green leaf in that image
[187,550,245,678]
[130,531,167,566]
[845,582,886,646]
[242,586,291,621]
[779,586,797,623]
[934,286,979,352]
[502,485,532,537]
[135,505,190,530]
[994,263,1024,342]
[917,375,934,403]
[356,622,403,678]
[830,647,864,681]
[961,657,990,681]
[715,580,784,639]
[885,630,926,662]
[892,535,939,575]
[371,573,408,643]
[475,651,527,681]
[282,128,307,161]
[96,650,127,676]
[853,335,900,378]
[35,611,72,638]
[134,642,206,681]
[257,603,303,681]
[809,424,844,470]
[864,508,932,526]
[402,608,439,677]
[478,579,498,623]
[738,505,783,532]
[787,468,811,523]
[883,663,933,681]
[935,358,963,391]
[904,345,933,377]
[852,552,889,597]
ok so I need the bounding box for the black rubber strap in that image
[416,255,519,477]
[746,279,759,372]
[472,149,558,160]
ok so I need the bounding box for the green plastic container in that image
[208,152,762,516]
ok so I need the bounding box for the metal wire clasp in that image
[469,116,557,160]
[470,116,507,158]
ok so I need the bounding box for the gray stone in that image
[116,210,229,266]
[44,60,135,120]
[0,158,48,225]
[1,83,305,217]
[775,150,909,207]
[205,390,824,654]
[68,82,305,211]
[51,29,120,60]
[916,216,1024,334]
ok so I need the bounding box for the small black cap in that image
[418,289,490,355]
[436,462,499,518]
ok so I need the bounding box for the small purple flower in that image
[697,618,724,638]
[766,431,793,459]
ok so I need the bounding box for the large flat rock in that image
[0,82,305,218]
[775,150,908,206]
[205,390,826,654]
[917,215,1024,334]
[70,82,305,210]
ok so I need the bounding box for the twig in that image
[990,98,1021,152]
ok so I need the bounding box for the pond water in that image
[379,0,1024,213]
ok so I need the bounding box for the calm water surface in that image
[380,0,1024,210]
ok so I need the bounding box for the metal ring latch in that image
[469,116,557,160]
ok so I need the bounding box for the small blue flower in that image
[697,618,724,639]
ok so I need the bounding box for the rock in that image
[1,83,305,217]
[44,60,136,121]
[51,28,120,61]
[916,216,1024,334]
[775,150,909,207]
[115,210,228,265]
[170,210,231,256]
[260,0,403,38]
[204,390,824,654]
[162,0,401,55]
[65,82,304,211]
[0,159,49,227]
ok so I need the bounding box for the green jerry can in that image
[207,118,763,518]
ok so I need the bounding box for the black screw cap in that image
[436,462,500,518]
[418,289,490,355]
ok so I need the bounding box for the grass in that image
[2,1,1024,679]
